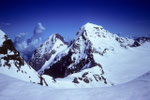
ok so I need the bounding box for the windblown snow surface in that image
[0,71,150,100]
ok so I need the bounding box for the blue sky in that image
[0,0,150,41]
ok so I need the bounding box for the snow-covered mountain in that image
[0,30,40,83]
[1,22,150,99]
[2,22,149,88]
[31,23,150,87]
[39,23,132,81]
[28,33,68,71]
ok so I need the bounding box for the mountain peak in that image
[82,22,103,30]
[74,23,104,40]
[48,33,68,45]
[29,33,68,71]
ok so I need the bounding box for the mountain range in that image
[0,23,150,99]
[29,22,150,87]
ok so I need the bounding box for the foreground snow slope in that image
[0,71,150,100]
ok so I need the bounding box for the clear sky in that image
[0,0,150,41]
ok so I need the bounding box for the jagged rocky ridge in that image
[131,37,150,47]
[0,30,41,84]
[28,33,68,71]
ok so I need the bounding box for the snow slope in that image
[96,42,150,84]
[0,71,150,100]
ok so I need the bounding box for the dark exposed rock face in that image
[72,72,107,84]
[72,77,79,84]
[44,51,72,78]
[0,35,24,70]
[54,33,68,45]
[131,37,150,47]
[39,76,48,86]
[28,52,50,71]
